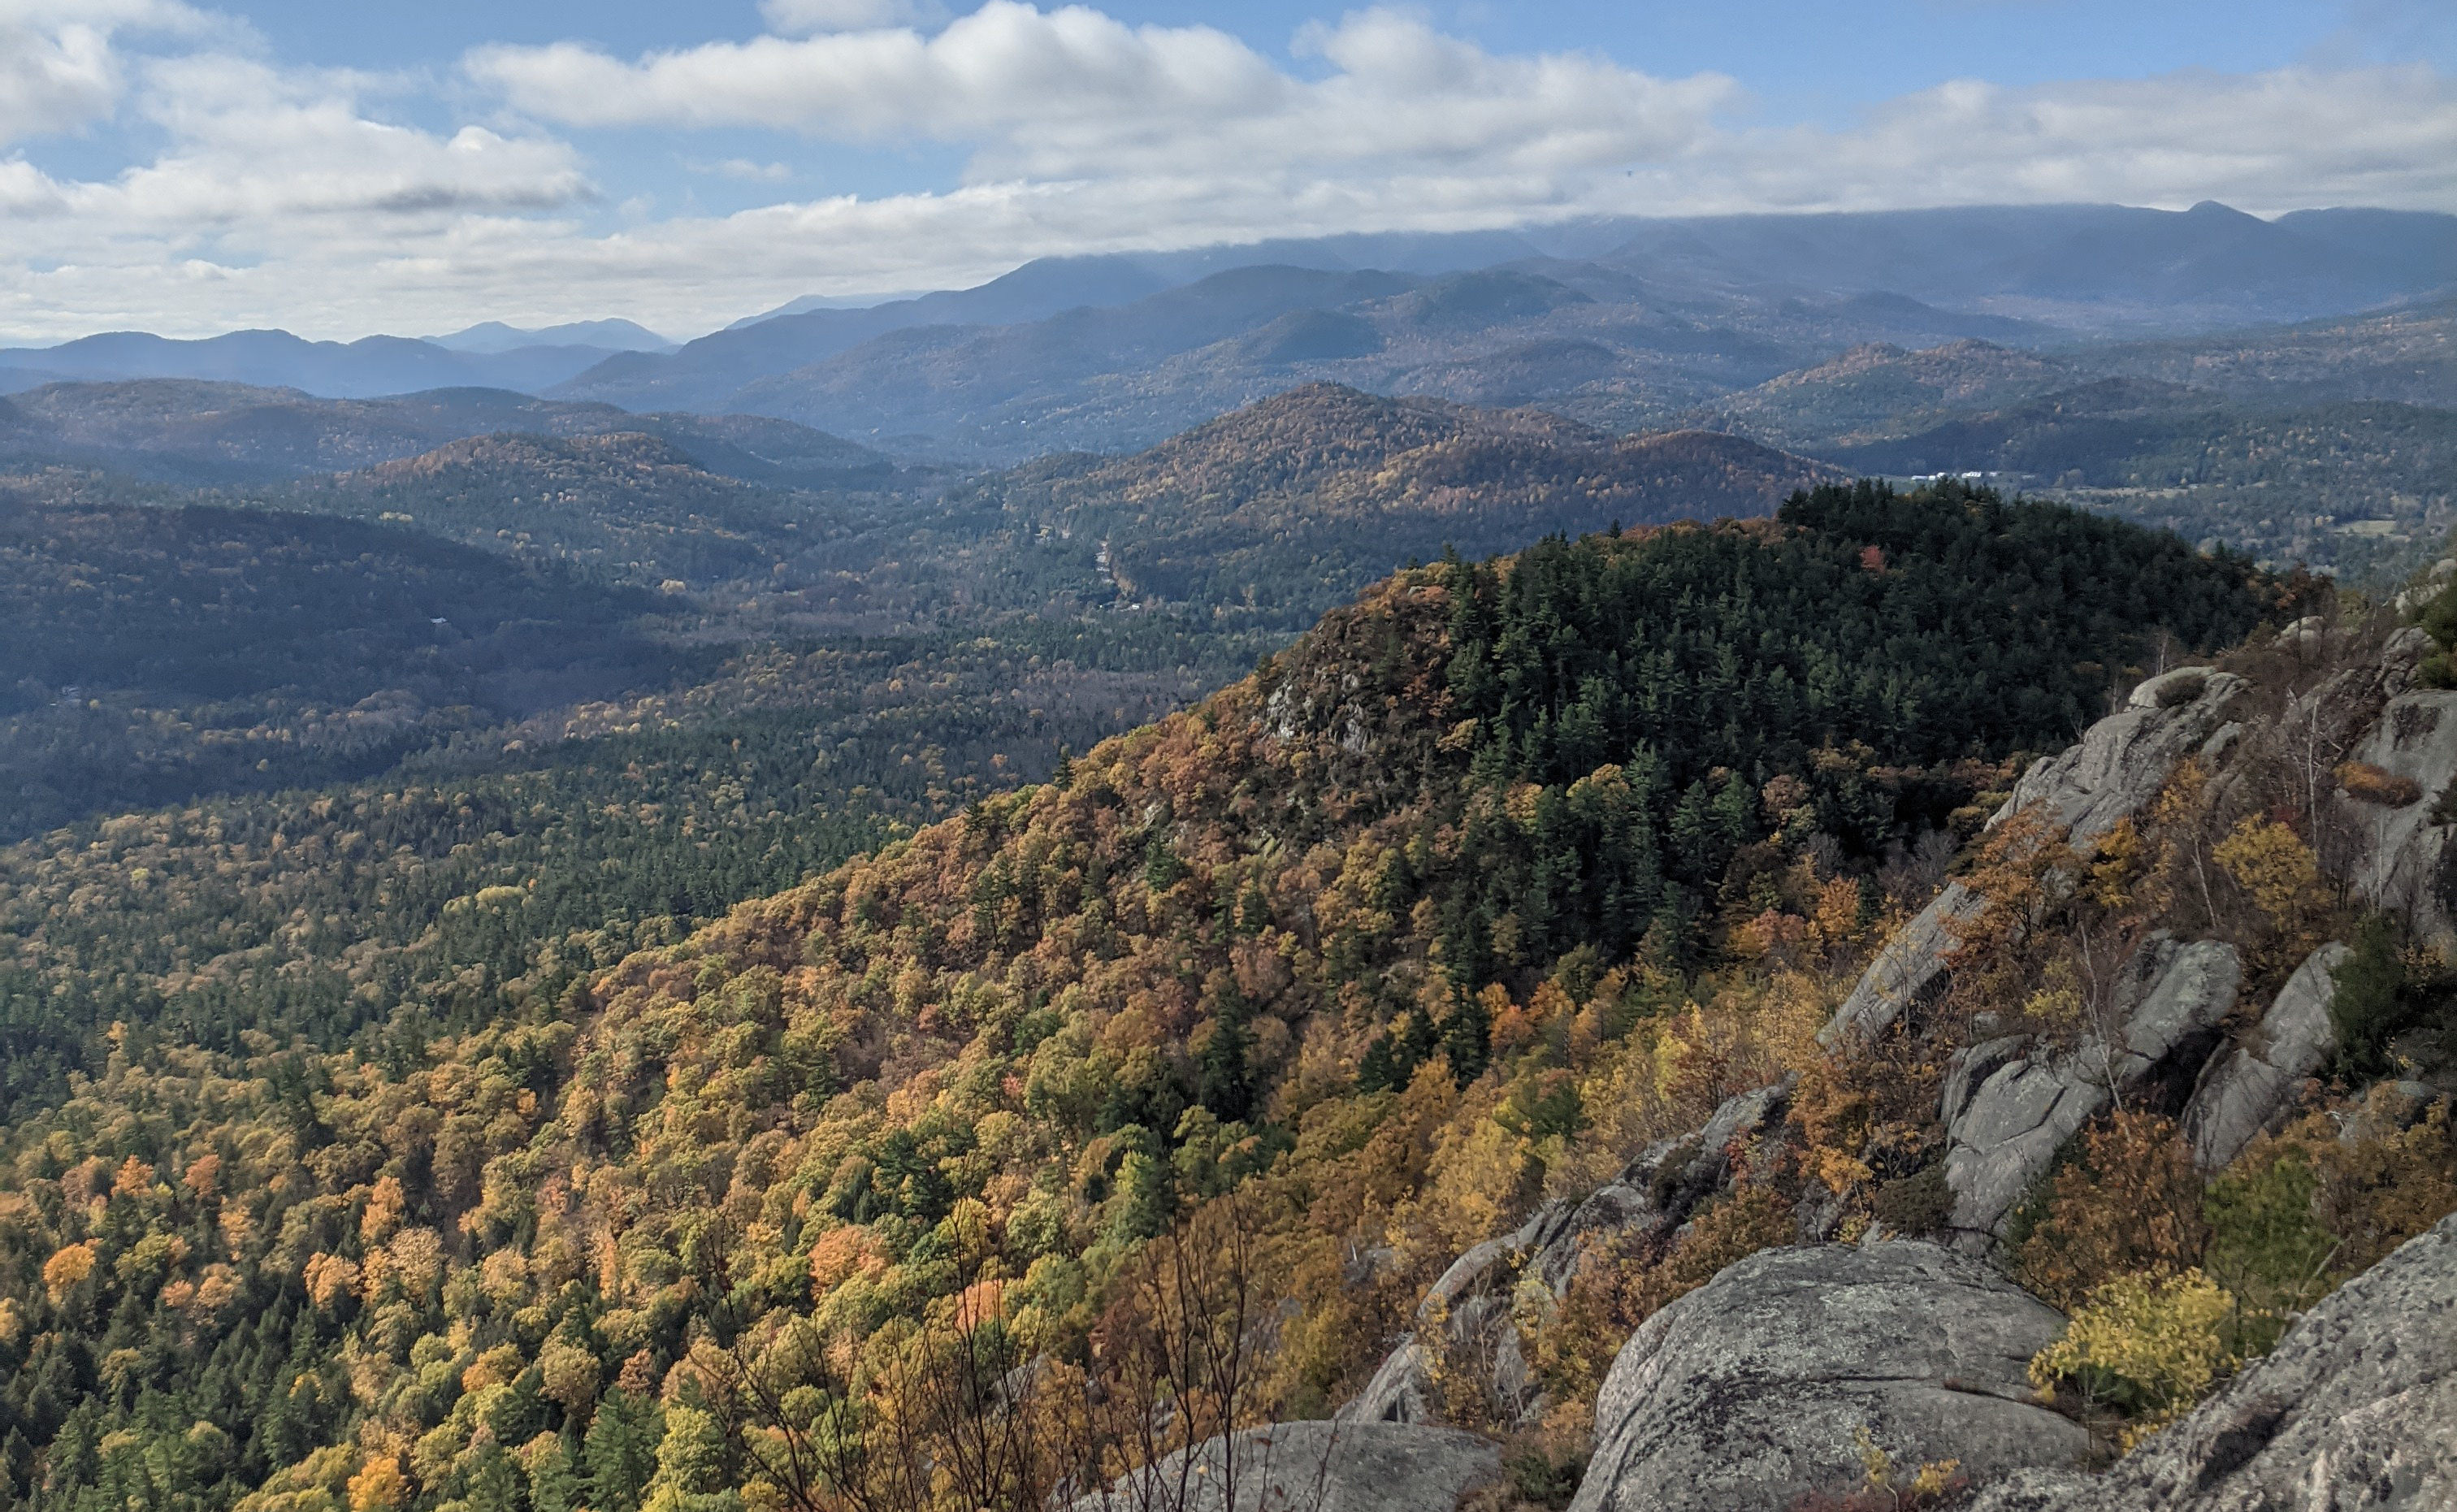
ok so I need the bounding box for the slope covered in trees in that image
[964,383,1836,620]
[0,497,673,835]
[0,382,893,487]
[0,483,2284,1512]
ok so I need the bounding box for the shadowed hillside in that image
[961,383,1840,618]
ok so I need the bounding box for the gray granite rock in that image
[2100,938,2243,1106]
[1964,1212,2457,1512]
[1943,938,2240,1249]
[1567,1242,2086,1512]
[1825,673,2247,1049]
[1341,1083,1792,1429]
[1944,1053,2110,1250]
[1822,882,1982,1046]
[1998,671,2247,850]
[2182,942,2349,1173]
[1083,1421,1502,1512]
[2330,688,2457,955]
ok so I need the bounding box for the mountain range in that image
[3,202,2449,464]
[0,380,892,487]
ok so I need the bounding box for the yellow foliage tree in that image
[43,1241,97,1303]
[2030,1268,2235,1450]
[345,1458,407,1512]
[2213,814,2325,962]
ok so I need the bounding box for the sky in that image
[2,0,2454,344]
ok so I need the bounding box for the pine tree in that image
[468,1441,526,1512]
[639,1407,739,1512]
[529,1432,582,1512]
[583,1393,659,1512]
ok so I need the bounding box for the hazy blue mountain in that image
[1593,201,2456,328]
[703,264,2097,459]
[0,379,890,486]
[9,205,2449,457]
[427,318,677,354]
[0,329,632,398]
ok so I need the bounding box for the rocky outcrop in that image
[1821,882,1982,1046]
[1825,671,2247,1047]
[1965,1212,2457,1512]
[2329,685,2457,954]
[1083,1421,1502,1512]
[1568,1241,2086,1512]
[1943,1050,2108,1250]
[1943,938,2241,1249]
[2181,942,2348,1173]
[1342,1083,1791,1428]
[1999,669,2247,850]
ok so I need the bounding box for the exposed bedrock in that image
[1566,1241,2087,1512]
[2179,942,2348,1174]
[1824,670,2248,1047]
[1341,1082,1791,1429]
[1942,937,2241,1250]
[1966,1212,2457,1512]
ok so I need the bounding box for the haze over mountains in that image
[4,203,2450,461]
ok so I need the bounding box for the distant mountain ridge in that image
[426,318,675,355]
[5,204,2446,454]
[0,379,891,487]
[0,329,639,400]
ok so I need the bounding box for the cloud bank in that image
[2,1,2454,340]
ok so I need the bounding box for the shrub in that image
[1456,1432,1590,1512]
[1787,1427,1966,1511]
[1870,1163,1952,1237]
[2256,1090,2457,1274]
[2213,815,2323,941]
[2029,1268,2236,1452]
[2335,762,2423,808]
[2153,673,2209,708]
[2326,914,2411,1077]
[2202,1149,2338,1358]
[2013,1111,2208,1312]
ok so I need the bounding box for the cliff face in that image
[1350,612,2456,1511]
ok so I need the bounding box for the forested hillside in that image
[0,483,2285,1512]
[1704,337,2457,582]
[5,384,1837,835]
[0,383,892,488]
[0,498,671,835]
[964,383,1835,620]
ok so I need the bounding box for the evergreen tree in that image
[528,1433,582,1512]
[583,1393,659,1512]
[639,1408,739,1512]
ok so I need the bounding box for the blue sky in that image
[1,0,2451,341]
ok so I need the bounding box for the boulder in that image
[1944,1054,2109,1251]
[1825,672,2247,1047]
[1341,1083,1792,1428]
[1943,938,2239,1248]
[1084,1421,1502,1512]
[2181,942,2348,1173]
[2329,687,2457,954]
[1567,1241,2086,1512]
[1964,1212,2457,1512]
[2099,938,2243,1108]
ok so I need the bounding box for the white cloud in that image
[1648,63,2457,214]
[0,0,210,147]
[1,2,2455,342]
